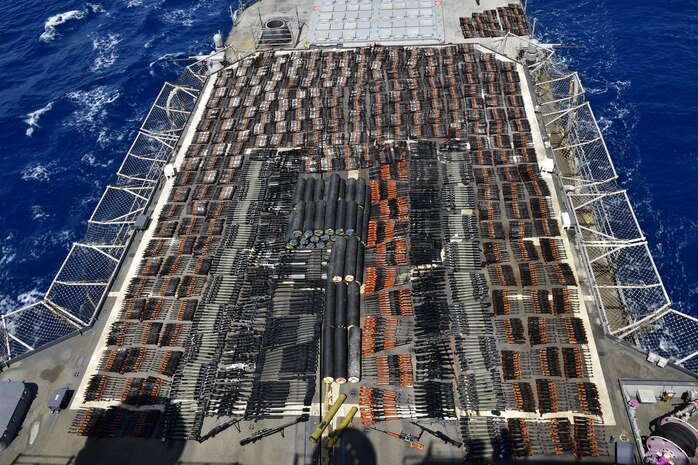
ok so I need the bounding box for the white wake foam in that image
[165,8,195,27]
[148,53,179,77]
[16,288,44,307]
[96,128,124,149]
[40,9,87,42]
[0,288,43,316]
[21,163,53,182]
[0,243,16,267]
[24,101,55,137]
[161,0,215,27]
[29,230,74,260]
[30,205,51,221]
[86,3,105,13]
[65,85,120,131]
[91,33,122,71]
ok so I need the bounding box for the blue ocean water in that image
[0,0,232,314]
[527,0,698,315]
[1,0,697,317]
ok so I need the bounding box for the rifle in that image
[410,421,462,448]
[240,416,308,446]
[371,426,425,451]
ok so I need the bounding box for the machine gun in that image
[371,426,425,451]
[410,421,463,448]
[196,417,242,443]
[240,415,308,446]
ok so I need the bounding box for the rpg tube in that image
[324,281,336,328]
[324,174,340,236]
[355,200,364,243]
[356,177,367,209]
[338,177,346,201]
[314,177,325,202]
[354,244,365,285]
[326,407,358,449]
[335,282,347,328]
[309,394,347,443]
[345,178,357,203]
[334,327,347,384]
[321,325,334,383]
[330,237,347,283]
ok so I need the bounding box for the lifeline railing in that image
[0,61,207,365]
[492,33,698,372]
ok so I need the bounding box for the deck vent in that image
[261,19,292,46]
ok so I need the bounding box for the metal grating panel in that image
[311,0,444,45]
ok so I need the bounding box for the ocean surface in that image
[0,0,697,318]
[0,0,232,315]
[527,0,698,316]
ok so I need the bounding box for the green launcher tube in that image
[326,406,358,449]
[309,394,347,443]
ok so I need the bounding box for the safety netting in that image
[1,61,207,363]
[520,35,697,369]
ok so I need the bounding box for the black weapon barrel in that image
[348,326,361,383]
[347,282,360,328]
[292,177,306,205]
[345,201,358,236]
[335,200,347,235]
[291,202,304,238]
[314,200,326,236]
[346,178,357,202]
[321,325,334,383]
[335,282,347,328]
[303,201,316,238]
[330,237,347,282]
[303,176,316,203]
[324,174,340,236]
[314,178,325,202]
[334,328,347,384]
[356,177,367,209]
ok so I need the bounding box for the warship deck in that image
[2,1,697,464]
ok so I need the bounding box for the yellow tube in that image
[309,393,347,443]
[326,406,358,449]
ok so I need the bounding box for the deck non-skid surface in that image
[2,1,696,463]
[62,43,615,462]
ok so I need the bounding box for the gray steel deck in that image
[1,1,696,464]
